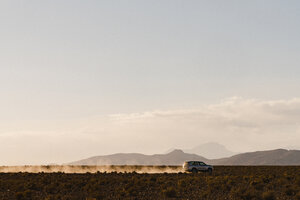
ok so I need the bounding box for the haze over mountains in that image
[69,148,300,166]
[182,142,237,159]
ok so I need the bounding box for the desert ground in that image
[0,166,299,200]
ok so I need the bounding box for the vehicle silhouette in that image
[183,161,213,173]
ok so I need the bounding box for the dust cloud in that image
[0,165,184,173]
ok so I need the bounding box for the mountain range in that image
[68,148,300,166]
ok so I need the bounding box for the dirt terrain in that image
[0,166,299,200]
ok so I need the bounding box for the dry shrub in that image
[296,192,300,200]
[285,186,297,196]
[162,187,177,198]
[262,191,275,200]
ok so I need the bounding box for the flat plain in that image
[0,166,299,200]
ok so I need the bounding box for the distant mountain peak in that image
[183,142,237,159]
[167,149,185,155]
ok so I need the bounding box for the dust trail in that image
[0,165,184,173]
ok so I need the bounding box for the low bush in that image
[162,187,177,198]
[262,191,275,200]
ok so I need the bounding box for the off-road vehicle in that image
[183,161,213,173]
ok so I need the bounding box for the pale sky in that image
[0,0,300,165]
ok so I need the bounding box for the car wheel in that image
[207,168,212,174]
[192,168,198,173]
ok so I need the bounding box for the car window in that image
[199,162,205,166]
[189,161,197,166]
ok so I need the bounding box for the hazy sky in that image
[1,0,300,165]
